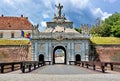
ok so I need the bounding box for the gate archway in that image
[53,46,66,64]
[39,54,44,62]
[75,54,81,61]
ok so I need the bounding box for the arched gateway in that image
[32,3,90,64]
[53,46,66,64]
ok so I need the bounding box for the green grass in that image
[90,37,120,44]
[0,39,30,45]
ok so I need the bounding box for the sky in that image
[0,0,120,31]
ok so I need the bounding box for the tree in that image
[89,25,102,36]
[74,28,82,33]
[90,13,120,37]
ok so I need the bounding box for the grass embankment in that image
[0,39,30,45]
[90,37,120,44]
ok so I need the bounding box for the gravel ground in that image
[1,65,119,81]
[30,65,102,74]
[0,74,120,81]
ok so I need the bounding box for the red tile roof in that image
[0,16,33,30]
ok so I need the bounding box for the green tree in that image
[74,28,82,33]
[90,13,120,37]
[89,25,102,36]
[102,13,120,37]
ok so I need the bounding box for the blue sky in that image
[0,0,120,31]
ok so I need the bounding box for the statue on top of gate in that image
[55,3,63,17]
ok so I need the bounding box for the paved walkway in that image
[1,65,119,81]
[0,74,120,81]
[55,57,64,63]
[30,65,102,74]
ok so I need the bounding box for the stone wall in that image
[0,45,32,62]
[95,45,120,62]
[0,30,31,38]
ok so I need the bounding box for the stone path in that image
[1,65,119,81]
[30,65,102,74]
[0,74,120,81]
[55,57,64,63]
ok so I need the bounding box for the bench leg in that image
[1,65,4,73]
[101,66,105,73]
[110,64,113,71]
[34,64,36,69]
[12,64,14,71]
[93,65,96,70]
[82,63,84,67]
[22,65,25,73]
[29,65,32,72]
[86,64,89,68]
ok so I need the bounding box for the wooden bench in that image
[74,61,120,73]
[102,62,120,71]
[76,61,86,67]
[0,62,22,73]
[69,61,76,65]
[21,61,44,73]
[76,61,106,73]
[93,61,106,73]
[44,61,51,65]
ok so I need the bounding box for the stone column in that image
[31,43,35,61]
[81,42,85,61]
[48,42,52,61]
[45,42,49,61]
[67,42,70,64]
[71,41,75,60]
[85,42,89,61]
[34,41,38,61]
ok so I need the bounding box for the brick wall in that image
[0,45,31,62]
[95,45,120,62]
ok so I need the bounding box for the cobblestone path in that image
[0,74,120,81]
[1,65,119,81]
[30,64,102,74]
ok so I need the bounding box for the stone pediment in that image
[43,25,79,34]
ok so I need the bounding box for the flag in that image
[26,33,30,38]
[21,30,24,37]
[21,30,32,41]
[24,32,27,38]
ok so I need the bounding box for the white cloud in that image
[55,0,89,10]
[38,21,47,31]
[101,12,112,20]
[4,0,27,5]
[0,0,117,31]
[92,8,112,20]
[43,14,50,18]
[4,0,27,3]
[4,0,11,3]
[70,0,89,9]
[4,0,14,6]
[41,21,47,27]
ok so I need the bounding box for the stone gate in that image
[32,3,90,64]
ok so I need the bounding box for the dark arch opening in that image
[39,54,44,62]
[75,54,81,61]
[53,46,66,64]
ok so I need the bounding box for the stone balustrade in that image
[32,32,91,39]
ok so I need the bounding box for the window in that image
[0,33,3,38]
[11,33,14,38]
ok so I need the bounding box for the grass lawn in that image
[0,39,30,45]
[90,37,120,44]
